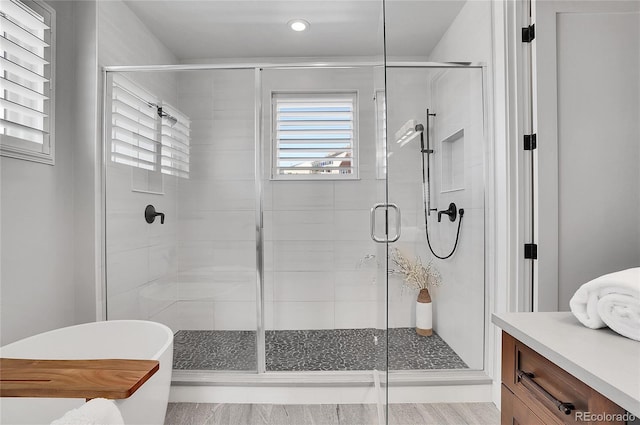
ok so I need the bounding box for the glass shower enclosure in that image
[102,64,390,373]
[101,1,488,422]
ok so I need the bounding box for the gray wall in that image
[0,0,181,344]
[428,1,493,63]
[73,0,99,329]
[1,1,79,345]
[556,10,640,309]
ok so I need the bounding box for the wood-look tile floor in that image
[164,402,499,425]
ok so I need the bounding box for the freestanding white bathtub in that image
[0,320,173,425]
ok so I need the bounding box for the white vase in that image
[416,288,432,336]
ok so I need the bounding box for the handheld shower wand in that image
[419,109,464,260]
[419,109,437,216]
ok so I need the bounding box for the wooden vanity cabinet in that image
[501,332,627,425]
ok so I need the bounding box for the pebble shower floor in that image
[173,328,468,371]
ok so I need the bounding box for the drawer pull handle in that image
[517,370,575,415]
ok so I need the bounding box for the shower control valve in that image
[145,204,165,224]
[437,203,458,223]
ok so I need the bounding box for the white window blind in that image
[0,0,54,163]
[111,75,158,171]
[160,103,190,178]
[272,92,358,179]
[110,75,190,178]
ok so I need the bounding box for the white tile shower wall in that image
[385,68,434,329]
[105,161,179,331]
[424,0,492,370]
[262,68,386,331]
[100,0,180,331]
[175,67,389,331]
[173,66,451,332]
[386,64,486,371]
[176,69,257,331]
[427,68,485,370]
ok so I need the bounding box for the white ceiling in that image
[122,0,466,60]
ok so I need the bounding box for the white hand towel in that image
[50,398,124,425]
[569,267,640,341]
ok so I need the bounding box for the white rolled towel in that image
[569,267,640,341]
[50,398,124,425]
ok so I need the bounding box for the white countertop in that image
[492,312,640,417]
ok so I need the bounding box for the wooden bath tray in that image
[0,358,159,400]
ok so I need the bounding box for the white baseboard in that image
[387,383,493,404]
[169,370,494,404]
[169,383,493,405]
[169,385,375,404]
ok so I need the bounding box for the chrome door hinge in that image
[522,24,535,43]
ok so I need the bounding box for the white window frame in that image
[271,91,359,181]
[0,0,56,165]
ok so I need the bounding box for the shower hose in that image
[420,147,464,260]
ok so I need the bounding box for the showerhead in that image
[395,119,423,147]
[164,115,178,127]
[156,106,178,127]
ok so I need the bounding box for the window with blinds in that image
[160,103,190,178]
[0,0,54,164]
[111,75,158,171]
[110,75,190,179]
[272,92,358,180]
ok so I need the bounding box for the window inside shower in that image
[271,91,359,180]
[104,63,486,376]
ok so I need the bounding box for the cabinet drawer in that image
[501,384,561,425]
[502,332,626,425]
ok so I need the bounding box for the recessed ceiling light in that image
[288,19,309,32]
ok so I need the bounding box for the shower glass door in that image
[104,63,389,377]
[173,69,260,372]
[384,63,487,411]
[261,66,388,373]
[104,68,259,372]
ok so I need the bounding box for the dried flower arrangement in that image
[389,248,441,291]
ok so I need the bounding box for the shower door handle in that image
[370,203,401,243]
